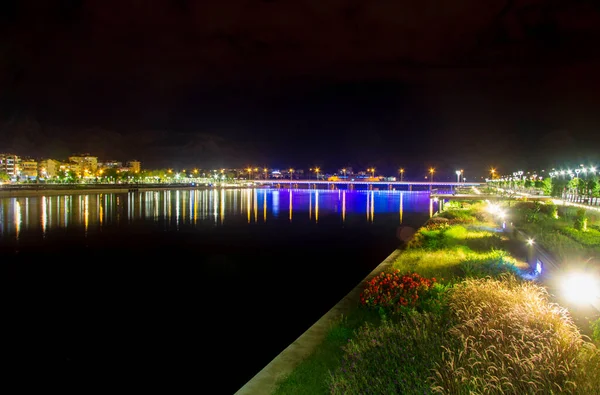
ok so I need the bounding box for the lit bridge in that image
[253,179,483,191]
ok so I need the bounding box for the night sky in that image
[1,0,600,177]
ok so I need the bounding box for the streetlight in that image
[367,168,375,178]
[247,167,252,180]
[263,168,268,180]
[560,271,600,305]
[342,168,347,178]
[399,168,404,182]
[490,168,496,179]
[455,170,461,183]
[289,168,294,182]
[314,167,320,180]
[429,168,435,183]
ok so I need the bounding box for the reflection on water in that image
[0,189,438,239]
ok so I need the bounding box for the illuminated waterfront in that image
[2,189,434,393]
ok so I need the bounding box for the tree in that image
[0,171,10,182]
[587,176,599,198]
[536,178,552,196]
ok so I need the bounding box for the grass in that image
[432,275,600,394]
[329,313,447,394]
[511,201,600,261]
[273,308,381,395]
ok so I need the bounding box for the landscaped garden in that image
[273,201,600,395]
[510,201,600,262]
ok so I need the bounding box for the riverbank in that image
[264,201,600,394]
[235,249,402,395]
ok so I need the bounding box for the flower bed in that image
[360,271,436,314]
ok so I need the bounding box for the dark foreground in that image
[2,221,422,393]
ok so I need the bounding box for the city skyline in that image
[1,2,600,171]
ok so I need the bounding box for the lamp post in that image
[368,168,375,178]
[342,168,347,178]
[455,170,461,183]
[399,168,404,182]
[429,168,435,183]
[314,167,320,180]
[490,168,496,179]
[289,168,294,182]
[247,167,252,180]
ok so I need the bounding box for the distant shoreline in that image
[0,185,221,198]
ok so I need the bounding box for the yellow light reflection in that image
[220,189,225,224]
[309,192,312,220]
[342,190,346,223]
[182,191,186,224]
[41,196,47,235]
[263,190,267,222]
[14,200,21,239]
[167,191,171,223]
[429,198,433,218]
[399,193,403,224]
[194,190,198,224]
[64,196,69,227]
[366,192,370,220]
[247,189,251,223]
[25,198,29,227]
[289,189,293,222]
[84,195,89,232]
[99,197,104,227]
[212,189,218,225]
[315,190,319,223]
[253,188,258,223]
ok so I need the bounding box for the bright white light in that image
[526,238,535,246]
[487,204,499,214]
[561,272,600,305]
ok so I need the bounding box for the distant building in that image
[126,160,141,174]
[38,159,61,178]
[0,153,19,178]
[60,161,82,176]
[68,154,98,173]
[98,160,122,170]
[19,158,38,180]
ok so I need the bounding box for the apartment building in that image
[68,154,98,173]
[0,153,19,178]
[38,158,61,178]
[126,160,141,173]
[19,158,38,180]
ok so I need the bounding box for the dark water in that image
[1,188,434,392]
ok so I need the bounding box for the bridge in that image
[254,179,482,191]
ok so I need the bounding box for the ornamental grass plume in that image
[431,275,600,394]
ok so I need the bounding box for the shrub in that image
[328,313,445,395]
[458,249,520,278]
[438,209,476,224]
[592,317,600,345]
[425,216,449,230]
[561,227,600,248]
[360,271,437,315]
[574,208,588,231]
[431,275,596,394]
